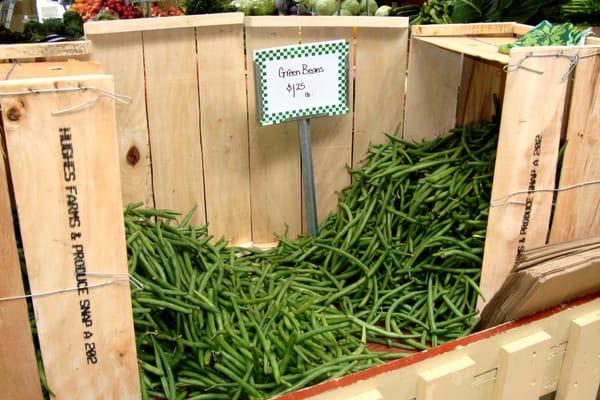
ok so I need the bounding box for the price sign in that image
[253,40,350,126]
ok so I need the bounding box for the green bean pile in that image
[125,122,499,399]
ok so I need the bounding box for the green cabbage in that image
[375,5,391,15]
[315,0,339,15]
[341,0,360,15]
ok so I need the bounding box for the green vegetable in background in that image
[375,5,392,16]
[359,0,377,14]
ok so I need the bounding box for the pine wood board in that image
[1,74,140,399]
[84,12,245,35]
[297,27,354,228]
[353,26,408,165]
[549,49,600,243]
[0,139,43,400]
[0,61,102,80]
[143,28,206,226]
[456,56,505,126]
[415,36,512,64]
[85,32,154,208]
[478,51,575,311]
[246,25,302,243]
[0,40,91,61]
[403,38,462,141]
[196,23,252,243]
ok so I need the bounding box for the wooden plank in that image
[143,28,206,225]
[0,136,43,399]
[85,32,154,207]
[513,23,533,36]
[1,74,140,399]
[586,37,600,45]
[196,23,251,244]
[298,27,354,227]
[245,16,409,28]
[403,38,462,141]
[0,40,90,61]
[556,310,600,400]
[416,36,512,64]
[494,331,551,400]
[412,22,517,37]
[0,61,102,80]
[478,50,575,310]
[246,25,301,243]
[456,56,505,126]
[353,25,408,164]
[84,13,245,34]
[416,356,476,400]
[549,49,600,243]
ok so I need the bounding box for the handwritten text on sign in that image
[254,40,349,126]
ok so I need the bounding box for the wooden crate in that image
[0,40,91,63]
[403,22,600,310]
[83,14,409,245]
[0,73,140,399]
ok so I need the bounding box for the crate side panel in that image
[478,51,574,310]
[144,28,206,225]
[1,75,140,399]
[404,38,462,141]
[353,26,408,165]
[246,26,302,243]
[0,141,43,400]
[549,50,600,243]
[196,23,252,244]
[86,32,154,208]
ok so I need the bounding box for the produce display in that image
[116,122,498,399]
[0,11,84,43]
[402,0,600,25]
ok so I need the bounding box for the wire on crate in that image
[0,84,133,116]
[490,179,600,207]
[0,272,144,302]
[502,51,600,82]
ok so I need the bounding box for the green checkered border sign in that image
[254,40,350,126]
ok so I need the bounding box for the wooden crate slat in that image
[196,23,252,244]
[0,61,102,80]
[0,40,91,61]
[143,28,206,226]
[415,36,512,64]
[556,310,600,400]
[1,74,140,399]
[353,25,408,165]
[246,25,302,243]
[416,356,476,400]
[456,56,505,126]
[478,50,575,310]
[549,48,600,243]
[85,32,154,208]
[404,38,463,141]
[297,27,354,228]
[84,12,245,35]
[0,142,43,400]
[494,331,551,400]
[412,22,517,37]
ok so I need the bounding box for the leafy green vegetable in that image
[499,20,593,54]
